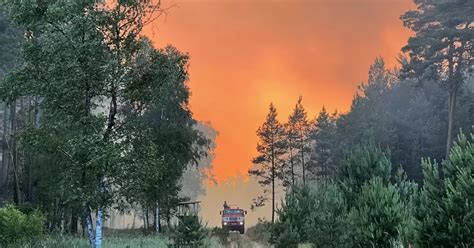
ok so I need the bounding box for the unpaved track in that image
[228,232,269,248]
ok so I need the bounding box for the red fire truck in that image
[220,207,247,234]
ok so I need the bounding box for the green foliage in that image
[271,186,313,246]
[273,225,299,248]
[306,183,350,248]
[283,96,312,186]
[210,227,229,245]
[349,177,411,247]
[417,132,474,247]
[118,43,209,220]
[332,56,472,183]
[173,216,207,246]
[309,106,337,180]
[246,219,272,244]
[0,7,21,78]
[337,144,391,204]
[272,183,351,247]
[393,168,419,245]
[1,0,209,238]
[401,0,473,158]
[0,204,45,246]
[8,235,171,248]
[249,103,286,221]
[273,144,419,247]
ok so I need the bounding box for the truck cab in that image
[220,208,247,234]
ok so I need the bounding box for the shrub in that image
[337,144,391,204]
[246,219,272,244]
[348,177,410,247]
[273,225,299,248]
[417,132,474,247]
[271,186,315,246]
[173,216,207,246]
[210,227,229,245]
[306,182,351,248]
[0,204,45,245]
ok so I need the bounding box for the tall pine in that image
[249,103,286,223]
[309,107,337,180]
[401,0,474,156]
[286,97,311,185]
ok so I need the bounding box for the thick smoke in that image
[180,122,218,201]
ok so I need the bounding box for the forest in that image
[0,0,473,247]
[248,0,473,247]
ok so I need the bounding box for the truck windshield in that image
[223,210,242,215]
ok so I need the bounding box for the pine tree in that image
[337,144,392,205]
[249,103,286,224]
[309,107,337,180]
[417,131,474,247]
[349,177,410,247]
[283,113,298,189]
[286,97,311,185]
[401,0,474,157]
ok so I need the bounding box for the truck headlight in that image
[239,222,244,225]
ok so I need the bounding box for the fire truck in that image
[220,206,247,234]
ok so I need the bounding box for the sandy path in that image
[228,232,269,248]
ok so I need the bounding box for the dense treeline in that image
[0,0,212,246]
[249,0,473,246]
[250,57,473,225]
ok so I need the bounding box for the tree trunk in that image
[94,208,103,248]
[289,145,295,189]
[71,212,78,234]
[1,102,9,200]
[299,129,306,185]
[155,204,160,234]
[25,97,33,202]
[301,143,306,186]
[143,207,149,230]
[271,144,275,224]
[446,89,457,158]
[85,206,95,247]
[10,100,20,205]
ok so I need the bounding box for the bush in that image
[272,183,351,248]
[417,132,474,247]
[246,219,272,244]
[271,186,315,246]
[271,144,419,247]
[273,225,299,248]
[337,144,391,204]
[173,216,207,246]
[0,204,45,245]
[348,177,410,247]
[306,183,351,248]
[210,227,229,245]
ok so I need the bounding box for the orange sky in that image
[148,0,414,182]
[145,0,415,225]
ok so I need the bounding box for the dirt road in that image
[228,232,270,248]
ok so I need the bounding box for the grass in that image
[8,233,229,248]
[8,234,168,248]
[9,235,170,248]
